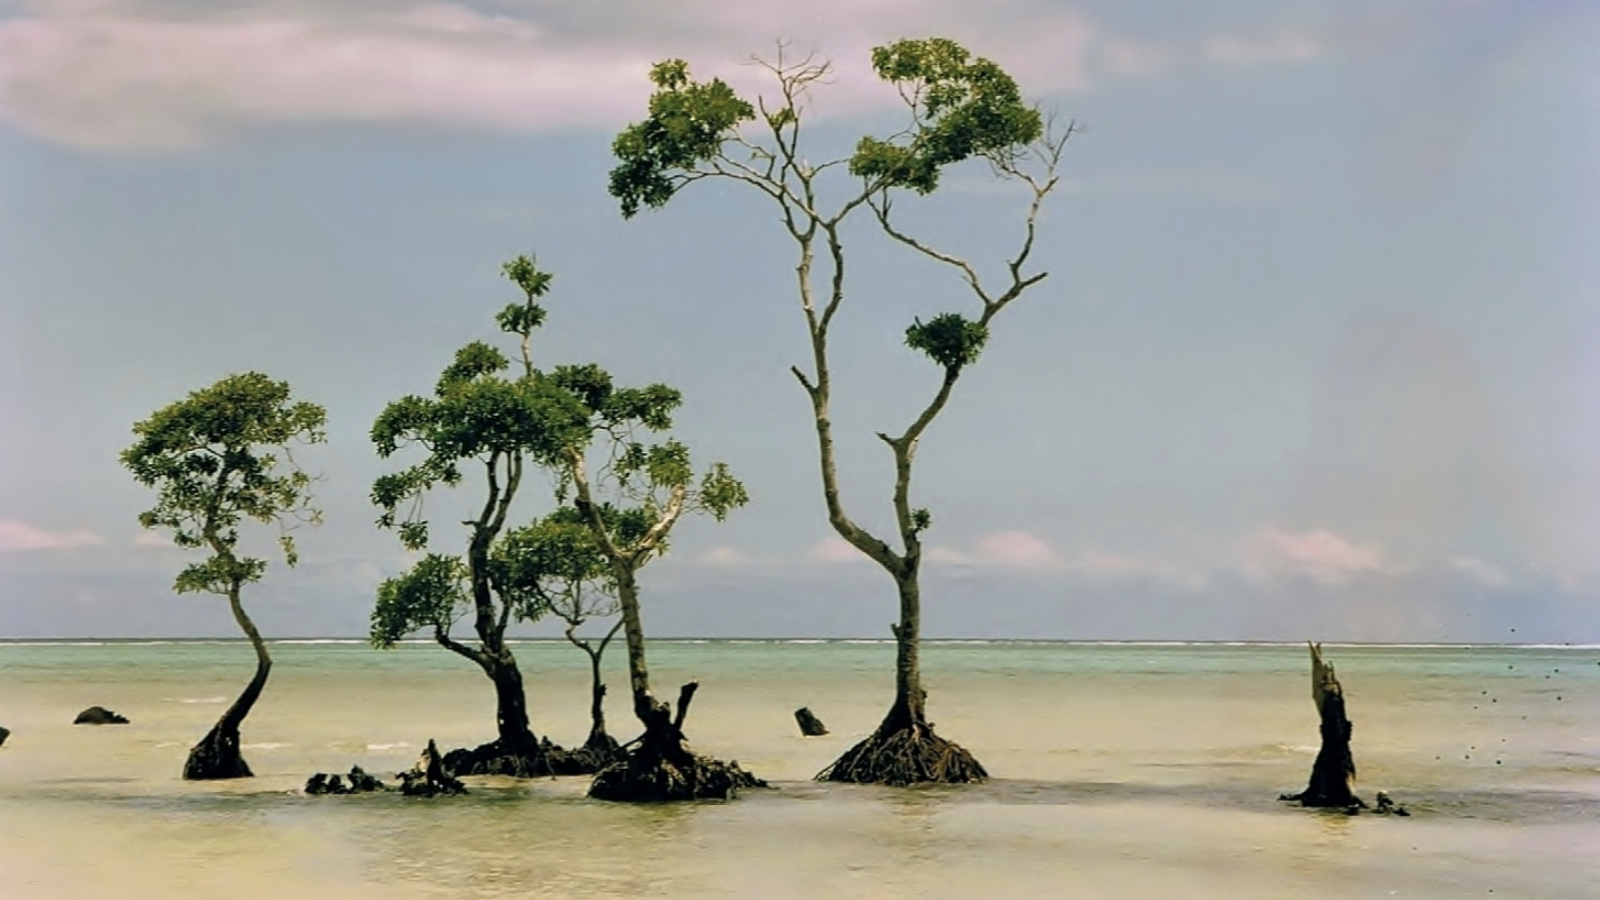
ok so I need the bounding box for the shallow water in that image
[1,640,1596,899]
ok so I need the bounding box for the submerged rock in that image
[305,765,388,795]
[73,706,130,725]
[0,725,10,747]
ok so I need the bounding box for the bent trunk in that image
[184,584,268,780]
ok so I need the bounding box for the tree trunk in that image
[184,584,268,780]
[587,569,763,801]
[1280,643,1363,810]
[487,650,540,758]
[584,651,614,753]
[817,565,987,785]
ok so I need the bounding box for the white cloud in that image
[1449,555,1510,589]
[974,530,1061,569]
[696,545,749,566]
[0,1,1336,152]
[0,519,103,551]
[807,535,864,563]
[1242,527,1387,585]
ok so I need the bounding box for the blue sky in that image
[2,0,1598,641]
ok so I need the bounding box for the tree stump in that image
[1279,642,1364,810]
[794,707,829,736]
[183,720,252,780]
[73,706,130,725]
[399,739,467,797]
[589,682,766,802]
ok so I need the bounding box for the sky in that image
[2,0,1598,641]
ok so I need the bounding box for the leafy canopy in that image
[370,343,591,551]
[122,372,325,595]
[850,38,1043,193]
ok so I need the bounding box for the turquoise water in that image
[1,640,1596,899]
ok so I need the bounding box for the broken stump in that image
[1279,642,1364,810]
[794,707,829,736]
[399,739,467,797]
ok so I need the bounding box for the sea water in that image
[0,639,1595,899]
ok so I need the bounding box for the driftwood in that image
[398,739,467,797]
[794,707,829,736]
[1279,643,1363,810]
[589,681,766,802]
[305,766,387,795]
[73,706,129,725]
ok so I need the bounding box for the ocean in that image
[1,639,1595,899]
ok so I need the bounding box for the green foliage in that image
[497,255,551,338]
[849,37,1043,193]
[698,462,750,522]
[370,554,468,648]
[502,255,553,301]
[122,372,325,595]
[905,313,989,371]
[371,343,590,549]
[491,509,615,616]
[609,59,756,218]
[910,508,932,533]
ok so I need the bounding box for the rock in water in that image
[0,725,10,747]
[794,707,829,736]
[73,706,130,725]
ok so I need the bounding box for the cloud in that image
[807,536,863,563]
[0,1,1336,152]
[0,519,103,551]
[1449,554,1510,589]
[696,545,749,566]
[974,530,1061,569]
[1243,527,1387,585]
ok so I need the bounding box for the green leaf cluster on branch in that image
[122,372,326,592]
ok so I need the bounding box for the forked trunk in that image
[184,585,269,780]
[587,568,763,801]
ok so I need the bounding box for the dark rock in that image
[305,765,388,796]
[794,707,829,736]
[0,725,10,747]
[73,706,130,725]
[1374,791,1410,816]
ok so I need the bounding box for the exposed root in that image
[817,721,987,786]
[589,744,765,802]
[588,681,766,802]
[439,734,614,778]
